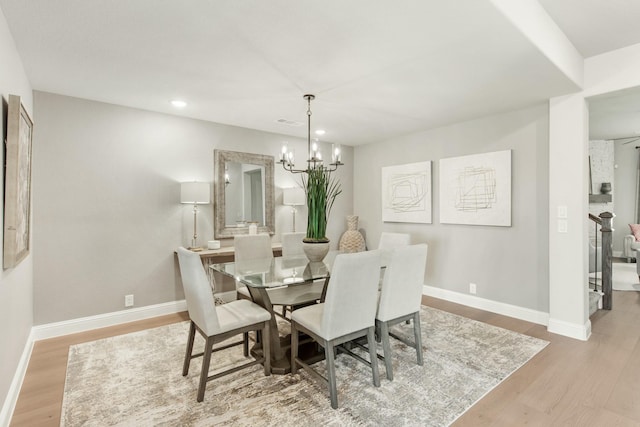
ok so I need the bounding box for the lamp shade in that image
[283,187,305,206]
[180,182,210,204]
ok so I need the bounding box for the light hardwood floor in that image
[10,293,640,426]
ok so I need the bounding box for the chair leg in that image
[367,327,381,387]
[197,336,214,402]
[291,322,299,374]
[182,321,196,376]
[325,339,339,409]
[262,321,271,376]
[413,311,423,366]
[379,321,394,381]
[243,332,249,357]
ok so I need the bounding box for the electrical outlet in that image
[125,294,134,307]
[469,283,477,294]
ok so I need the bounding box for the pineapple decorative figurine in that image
[339,215,366,253]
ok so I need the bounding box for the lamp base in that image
[188,246,203,252]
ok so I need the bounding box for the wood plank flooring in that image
[10,293,640,426]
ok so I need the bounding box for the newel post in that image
[599,212,614,310]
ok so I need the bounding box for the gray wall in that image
[0,9,34,417]
[32,91,353,325]
[588,140,615,245]
[354,104,550,312]
[614,140,638,253]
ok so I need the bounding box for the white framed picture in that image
[439,150,511,226]
[381,161,432,223]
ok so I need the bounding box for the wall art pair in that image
[381,150,511,226]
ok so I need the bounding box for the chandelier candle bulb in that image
[332,144,341,164]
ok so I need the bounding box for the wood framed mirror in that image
[214,149,275,238]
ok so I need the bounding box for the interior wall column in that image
[548,92,590,340]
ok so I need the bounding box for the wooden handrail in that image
[589,213,602,225]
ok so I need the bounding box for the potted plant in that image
[301,166,342,261]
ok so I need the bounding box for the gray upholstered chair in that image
[376,244,428,380]
[234,234,273,299]
[291,250,382,409]
[177,247,271,402]
[281,231,306,257]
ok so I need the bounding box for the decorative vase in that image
[302,241,330,262]
[600,182,612,194]
[339,215,366,253]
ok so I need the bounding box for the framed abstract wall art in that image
[4,94,34,269]
[381,161,432,223]
[439,150,511,227]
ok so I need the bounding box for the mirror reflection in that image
[224,162,265,227]
[214,149,275,238]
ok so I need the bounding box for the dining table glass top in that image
[210,251,340,289]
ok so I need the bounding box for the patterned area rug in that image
[612,262,640,291]
[61,306,548,426]
[591,262,640,291]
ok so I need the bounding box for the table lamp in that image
[181,182,210,249]
[283,187,305,232]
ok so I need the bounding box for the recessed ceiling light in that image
[315,129,326,136]
[171,100,187,108]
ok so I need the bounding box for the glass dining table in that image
[210,252,340,374]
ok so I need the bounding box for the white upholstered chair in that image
[378,232,411,250]
[623,234,640,261]
[291,250,382,409]
[377,232,411,266]
[176,247,271,402]
[376,244,428,380]
[234,234,273,299]
[281,231,306,257]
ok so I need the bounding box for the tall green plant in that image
[301,167,342,242]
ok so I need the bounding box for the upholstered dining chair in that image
[378,232,411,252]
[281,231,306,257]
[176,247,271,402]
[291,250,382,409]
[376,244,428,380]
[376,232,411,286]
[234,234,273,300]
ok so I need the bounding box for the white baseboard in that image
[423,285,549,326]
[547,317,591,341]
[0,331,34,427]
[31,299,187,341]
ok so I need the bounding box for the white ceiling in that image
[538,0,640,141]
[1,1,640,145]
[538,0,640,58]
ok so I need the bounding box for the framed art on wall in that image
[381,161,432,223]
[4,94,34,269]
[439,150,511,227]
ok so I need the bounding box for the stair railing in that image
[589,212,614,310]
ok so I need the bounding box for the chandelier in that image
[278,94,343,174]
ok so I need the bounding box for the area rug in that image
[61,306,548,427]
[592,262,640,291]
